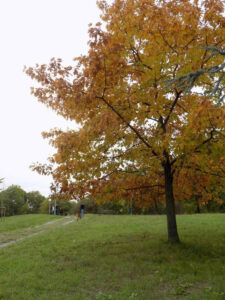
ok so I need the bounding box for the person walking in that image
[80,204,85,218]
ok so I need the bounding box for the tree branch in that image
[96,95,158,157]
[164,90,182,128]
[125,184,164,191]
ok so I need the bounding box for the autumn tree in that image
[26,0,225,242]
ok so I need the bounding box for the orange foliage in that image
[25,0,225,240]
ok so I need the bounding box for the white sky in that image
[0,0,101,196]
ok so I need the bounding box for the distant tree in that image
[26,191,46,213]
[39,199,50,214]
[52,197,72,215]
[0,185,26,216]
[19,203,31,215]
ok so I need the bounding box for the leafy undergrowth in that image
[0,214,224,299]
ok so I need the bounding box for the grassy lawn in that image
[0,214,224,299]
[0,214,62,244]
[0,214,61,234]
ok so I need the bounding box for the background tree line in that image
[41,193,225,216]
[1,184,224,217]
[0,185,46,216]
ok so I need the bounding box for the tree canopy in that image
[26,191,46,213]
[26,0,225,242]
[0,185,26,216]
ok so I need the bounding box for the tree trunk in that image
[196,196,201,214]
[153,198,159,214]
[207,200,211,213]
[164,161,180,243]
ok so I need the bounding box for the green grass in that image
[0,214,224,299]
[0,214,61,234]
[0,214,62,244]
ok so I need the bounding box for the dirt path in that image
[0,216,75,248]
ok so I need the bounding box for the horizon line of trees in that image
[40,193,225,216]
[81,194,225,215]
[0,184,224,217]
[0,185,46,216]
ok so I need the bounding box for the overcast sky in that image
[0,0,101,196]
